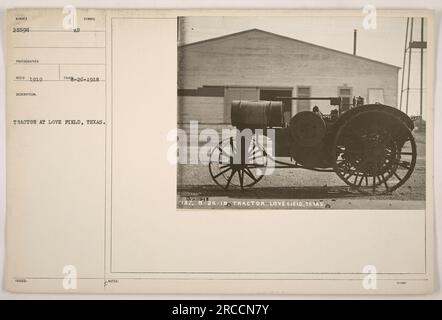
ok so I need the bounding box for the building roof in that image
[179,28,400,69]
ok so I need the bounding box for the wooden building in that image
[178,29,400,131]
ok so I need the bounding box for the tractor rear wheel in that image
[332,110,417,195]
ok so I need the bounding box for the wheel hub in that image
[362,140,387,174]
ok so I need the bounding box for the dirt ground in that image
[177,130,426,210]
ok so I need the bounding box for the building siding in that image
[178,29,399,123]
[178,96,225,124]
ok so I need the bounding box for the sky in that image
[179,16,427,117]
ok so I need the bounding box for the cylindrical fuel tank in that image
[231,100,284,128]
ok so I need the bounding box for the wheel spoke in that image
[353,173,359,185]
[213,167,231,179]
[337,160,346,167]
[398,161,411,169]
[358,174,366,187]
[238,170,244,190]
[225,170,235,189]
[393,171,403,182]
[244,167,258,182]
[378,174,389,189]
[249,148,260,158]
[344,172,353,181]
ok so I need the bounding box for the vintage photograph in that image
[3,7,435,296]
[176,15,427,210]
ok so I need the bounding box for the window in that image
[368,88,384,104]
[338,86,353,112]
[297,86,311,113]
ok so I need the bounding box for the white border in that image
[0,0,441,299]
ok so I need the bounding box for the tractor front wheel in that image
[209,135,268,190]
